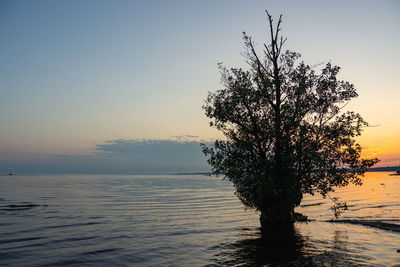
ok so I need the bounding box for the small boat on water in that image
[389,170,400,176]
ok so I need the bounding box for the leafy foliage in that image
[202,11,379,222]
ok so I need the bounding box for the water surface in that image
[0,172,399,266]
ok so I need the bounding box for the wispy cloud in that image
[1,138,211,174]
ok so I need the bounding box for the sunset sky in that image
[0,0,399,173]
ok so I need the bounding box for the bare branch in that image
[274,15,283,46]
[246,36,271,76]
[263,43,273,61]
[277,36,287,55]
[266,10,275,56]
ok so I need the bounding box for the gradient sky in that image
[0,0,399,173]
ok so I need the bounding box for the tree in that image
[201,11,379,226]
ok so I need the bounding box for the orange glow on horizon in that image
[359,136,400,167]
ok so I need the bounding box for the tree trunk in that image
[260,206,295,228]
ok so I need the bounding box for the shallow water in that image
[0,172,399,266]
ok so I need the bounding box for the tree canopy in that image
[202,11,379,225]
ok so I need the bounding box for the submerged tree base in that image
[260,210,310,228]
[260,208,295,227]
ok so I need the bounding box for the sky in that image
[0,0,399,173]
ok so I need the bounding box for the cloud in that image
[1,139,211,174]
[374,156,400,167]
[91,139,210,172]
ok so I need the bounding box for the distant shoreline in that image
[367,166,400,172]
[1,167,399,176]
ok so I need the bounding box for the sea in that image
[0,172,399,266]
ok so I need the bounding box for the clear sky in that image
[0,0,399,173]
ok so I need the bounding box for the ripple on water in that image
[0,173,398,266]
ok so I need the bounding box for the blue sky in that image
[0,0,399,173]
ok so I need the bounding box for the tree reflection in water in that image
[211,224,373,266]
[211,224,306,266]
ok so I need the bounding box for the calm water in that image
[0,172,399,266]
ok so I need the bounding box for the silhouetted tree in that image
[202,11,379,225]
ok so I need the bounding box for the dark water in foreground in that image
[0,172,399,266]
